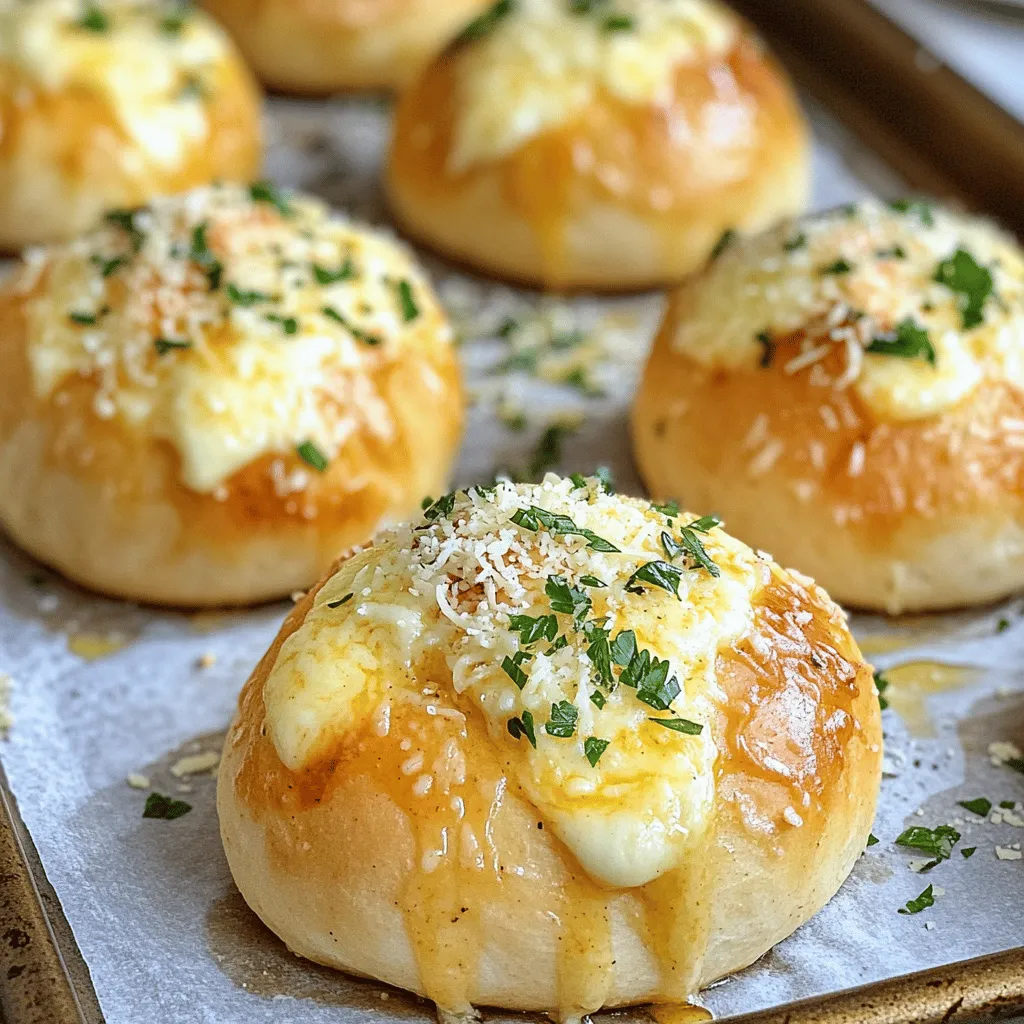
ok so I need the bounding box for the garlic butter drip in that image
[670,199,1024,421]
[18,182,448,492]
[263,475,770,887]
[449,0,739,171]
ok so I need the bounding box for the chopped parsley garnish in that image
[686,515,722,532]
[710,228,736,260]
[423,492,456,521]
[998,618,1011,633]
[867,833,880,847]
[396,279,420,322]
[958,797,992,818]
[661,531,683,560]
[589,690,607,710]
[1005,757,1024,776]
[143,792,192,820]
[313,260,355,285]
[296,440,329,472]
[160,5,189,34]
[933,248,993,329]
[866,317,935,365]
[265,313,298,335]
[178,74,206,101]
[676,525,721,577]
[458,0,514,42]
[510,505,619,552]
[898,884,934,915]
[875,670,890,710]
[154,337,192,355]
[756,330,775,368]
[249,180,292,216]
[507,708,536,747]
[104,208,146,252]
[1001,801,1018,809]
[821,258,854,275]
[625,560,684,598]
[594,465,614,492]
[876,245,907,260]
[501,652,532,689]
[509,613,559,646]
[649,717,702,735]
[527,424,569,480]
[321,306,381,345]
[77,3,109,32]
[584,737,610,766]
[784,233,807,252]
[326,593,353,608]
[188,221,222,290]
[579,575,606,588]
[653,500,680,518]
[69,310,105,326]
[961,847,977,859]
[545,701,578,738]
[602,13,634,31]
[545,576,591,624]
[609,629,637,667]
[618,646,677,706]
[895,824,960,866]
[889,199,934,227]
[90,253,129,278]
[586,630,613,687]
[226,283,273,306]
[497,317,519,338]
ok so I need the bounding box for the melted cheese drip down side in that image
[20,185,450,492]
[449,0,739,171]
[0,0,236,168]
[262,478,765,892]
[669,199,1024,422]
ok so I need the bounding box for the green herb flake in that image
[898,884,934,915]
[821,258,854,276]
[501,652,532,689]
[895,824,960,862]
[327,593,353,609]
[313,260,355,285]
[889,199,934,227]
[619,648,679,710]
[396,279,420,322]
[998,618,1011,633]
[961,847,977,859]
[545,575,591,624]
[77,4,109,32]
[933,248,994,329]
[875,670,890,711]
[784,233,807,252]
[649,717,703,735]
[584,736,610,766]
[756,330,776,369]
[507,708,536,747]
[609,630,637,667]
[143,792,192,820]
[867,833,880,847]
[104,208,146,252]
[296,440,329,472]
[586,633,613,687]
[602,13,634,31]
[653,500,680,519]
[249,180,292,216]
[958,798,992,818]
[1005,757,1024,776]
[876,245,907,260]
[226,283,273,306]
[625,560,685,599]
[509,613,559,646]
[866,317,935,365]
[423,492,456,521]
[510,505,618,552]
[579,575,606,588]
[90,253,129,278]
[188,221,222,290]
[69,311,101,326]
[676,527,721,577]
[594,466,614,492]
[1000,801,1018,810]
[458,0,514,42]
[265,313,298,335]
[589,690,607,710]
[527,424,569,480]
[545,700,578,738]
[154,337,192,355]
[322,306,381,346]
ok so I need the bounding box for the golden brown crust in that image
[386,34,810,291]
[217,557,881,1014]
[0,292,463,606]
[632,304,1024,612]
[199,0,490,94]
[0,56,262,250]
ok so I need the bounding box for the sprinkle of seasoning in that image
[602,13,634,31]
[143,792,192,820]
[78,3,109,32]
[313,260,355,285]
[933,248,994,329]
[866,317,935,365]
[296,440,329,472]
[69,310,105,326]
[154,337,192,355]
[889,198,934,227]
[458,0,514,42]
[226,283,273,306]
[396,279,420,322]
[710,228,736,260]
[545,701,578,738]
[322,306,381,346]
[327,593,353,609]
[584,737,610,766]
[756,330,775,368]
[820,258,854,276]
[188,221,222,290]
[898,884,934,915]
[875,670,890,710]
[265,313,298,335]
[90,253,129,278]
[249,181,293,216]
[501,652,532,689]
[510,505,619,552]
[507,709,536,748]
[649,717,703,735]
[958,797,992,818]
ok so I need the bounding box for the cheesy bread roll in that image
[0,0,262,250]
[199,0,491,94]
[0,183,462,606]
[386,0,810,291]
[218,474,882,1018]
[632,199,1024,614]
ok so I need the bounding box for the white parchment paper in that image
[0,95,1022,1024]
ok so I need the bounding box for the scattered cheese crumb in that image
[990,740,1023,766]
[195,652,217,670]
[170,751,220,778]
[995,846,1022,861]
[126,773,150,790]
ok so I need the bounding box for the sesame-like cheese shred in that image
[263,475,771,887]
[670,199,1024,421]
[0,0,237,167]
[18,183,451,492]
[449,0,739,171]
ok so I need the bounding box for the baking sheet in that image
[0,94,1022,1024]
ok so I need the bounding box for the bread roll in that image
[0,0,261,250]
[386,0,810,291]
[199,0,491,94]
[0,183,462,606]
[632,199,1024,613]
[218,474,881,1018]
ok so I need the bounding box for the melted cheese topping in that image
[18,183,451,492]
[263,475,771,887]
[449,0,739,171]
[670,199,1024,421]
[0,0,238,167]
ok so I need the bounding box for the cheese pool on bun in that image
[632,199,1024,613]
[0,183,462,606]
[199,0,492,94]
[0,0,262,249]
[218,474,881,1018]
[387,0,810,291]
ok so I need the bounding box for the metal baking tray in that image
[2,1,1024,1021]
